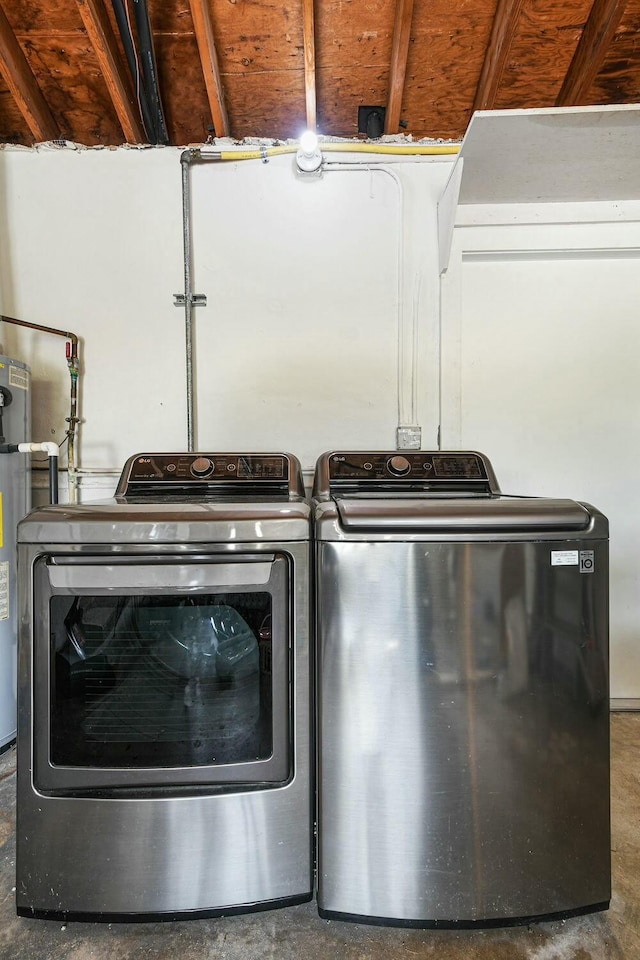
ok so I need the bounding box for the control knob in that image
[387,455,411,477]
[190,456,215,478]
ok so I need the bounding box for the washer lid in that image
[334,496,592,532]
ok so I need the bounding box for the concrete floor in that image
[0,715,638,960]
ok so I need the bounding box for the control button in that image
[387,455,411,477]
[227,462,236,471]
[190,457,214,478]
[363,461,373,471]
[423,462,433,471]
[166,463,176,473]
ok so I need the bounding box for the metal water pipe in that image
[180,149,197,452]
[0,315,80,502]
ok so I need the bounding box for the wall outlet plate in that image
[397,426,422,449]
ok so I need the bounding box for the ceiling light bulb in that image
[299,130,318,157]
[296,130,322,173]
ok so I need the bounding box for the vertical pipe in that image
[181,150,195,452]
[49,455,59,504]
[66,352,79,503]
[16,442,59,503]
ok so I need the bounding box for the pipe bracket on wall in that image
[173,294,207,307]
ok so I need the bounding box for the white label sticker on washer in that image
[551,550,579,566]
[0,562,9,620]
[580,551,595,574]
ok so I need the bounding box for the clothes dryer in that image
[17,452,312,920]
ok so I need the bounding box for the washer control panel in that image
[328,452,488,483]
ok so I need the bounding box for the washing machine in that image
[313,450,610,926]
[17,452,312,920]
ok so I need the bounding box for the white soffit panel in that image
[457,103,640,204]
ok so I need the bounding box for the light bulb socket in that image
[296,146,323,173]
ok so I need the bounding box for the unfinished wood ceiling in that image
[0,0,638,147]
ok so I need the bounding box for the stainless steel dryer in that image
[17,452,312,920]
[313,450,610,927]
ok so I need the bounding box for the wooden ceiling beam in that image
[75,0,145,143]
[189,0,230,138]
[556,0,629,105]
[385,0,415,134]
[302,0,316,131]
[0,2,59,142]
[473,0,525,111]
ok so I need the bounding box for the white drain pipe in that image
[17,442,59,504]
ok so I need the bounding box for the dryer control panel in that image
[116,453,304,498]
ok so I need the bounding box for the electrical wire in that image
[132,0,169,144]
[124,0,145,128]
[111,0,156,142]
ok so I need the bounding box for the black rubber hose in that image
[49,455,59,505]
[132,0,169,144]
[111,0,157,142]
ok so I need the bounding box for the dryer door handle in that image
[45,559,277,591]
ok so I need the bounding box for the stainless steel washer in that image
[17,452,312,920]
[313,450,610,926]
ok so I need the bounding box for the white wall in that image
[441,212,640,699]
[0,145,452,497]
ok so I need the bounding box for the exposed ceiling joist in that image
[75,0,145,144]
[0,2,59,142]
[556,0,629,105]
[189,0,229,138]
[0,0,639,148]
[385,0,415,135]
[473,0,525,111]
[302,0,317,132]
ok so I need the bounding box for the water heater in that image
[0,356,30,752]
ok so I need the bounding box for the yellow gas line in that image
[196,141,460,162]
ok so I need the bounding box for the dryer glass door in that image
[33,554,291,792]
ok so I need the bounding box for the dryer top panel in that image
[18,452,310,545]
[116,452,305,500]
[18,498,310,544]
